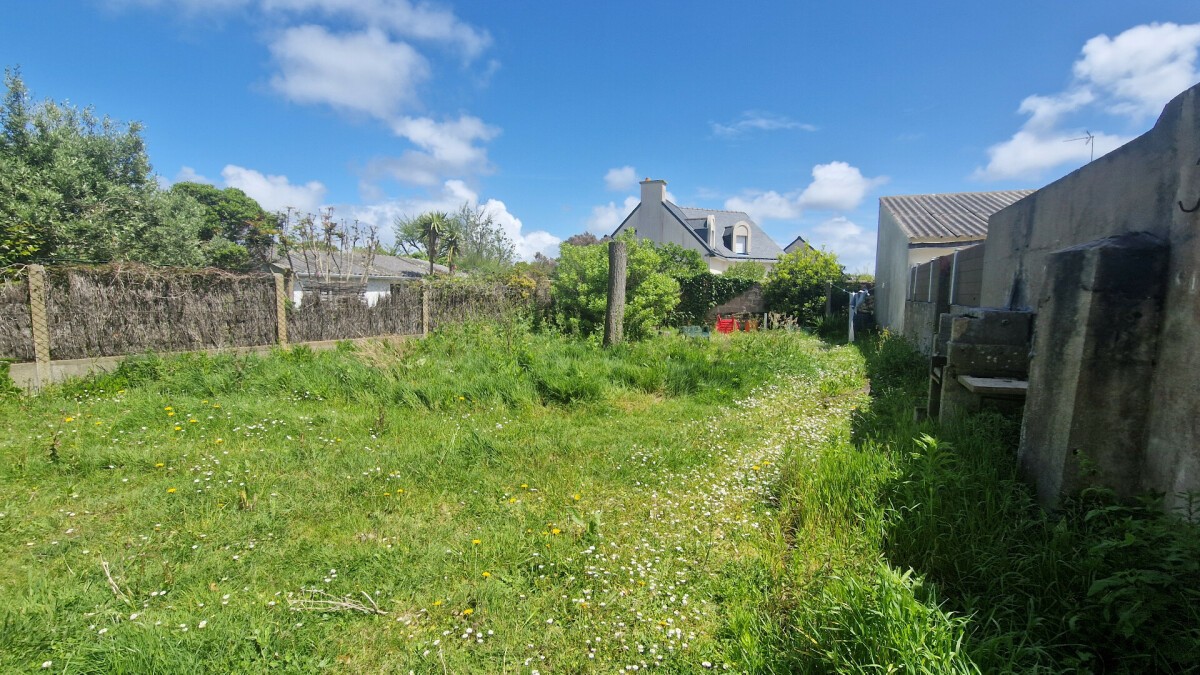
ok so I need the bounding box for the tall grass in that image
[855,332,1200,673]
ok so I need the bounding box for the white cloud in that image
[1075,22,1200,119]
[724,191,801,223]
[976,22,1200,181]
[269,25,429,118]
[604,166,637,191]
[974,129,1131,181]
[116,0,491,59]
[586,196,639,234]
[349,180,558,261]
[721,162,884,225]
[261,0,492,60]
[711,111,816,138]
[221,164,327,213]
[797,161,888,211]
[365,115,500,187]
[174,166,214,185]
[806,216,876,274]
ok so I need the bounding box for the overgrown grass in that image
[0,322,872,673]
[5,324,1194,673]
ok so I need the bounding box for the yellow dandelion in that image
[432,600,442,606]
[481,571,491,578]
[462,608,473,616]
[508,497,517,504]
[551,528,561,535]
[520,483,528,489]
[215,438,224,444]
[458,396,465,401]
[383,492,391,497]
[155,462,165,468]
[174,426,182,431]
[396,488,404,494]
[164,406,173,411]
[213,404,221,409]
[189,419,197,424]
[94,421,103,426]
[63,417,74,423]
[471,539,481,545]
[751,465,761,471]
[167,488,177,494]
[167,411,176,417]
[637,580,646,586]
[572,494,581,501]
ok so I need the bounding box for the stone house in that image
[612,179,784,273]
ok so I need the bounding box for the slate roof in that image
[271,251,448,280]
[783,235,811,254]
[879,190,1034,243]
[668,203,784,261]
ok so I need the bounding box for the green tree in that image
[655,241,708,279]
[170,182,276,269]
[763,247,844,325]
[552,233,680,340]
[723,260,767,282]
[452,203,515,275]
[0,68,206,266]
[394,210,451,276]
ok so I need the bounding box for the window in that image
[735,235,748,254]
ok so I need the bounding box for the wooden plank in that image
[957,375,1028,396]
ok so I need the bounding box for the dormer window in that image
[733,223,751,254]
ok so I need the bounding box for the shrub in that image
[551,233,680,340]
[763,247,843,326]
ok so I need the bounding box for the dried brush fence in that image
[1,264,546,370]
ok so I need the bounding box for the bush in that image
[763,247,843,326]
[551,233,680,340]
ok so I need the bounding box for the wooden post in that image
[273,273,288,346]
[825,280,834,317]
[421,282,431,337]
[27,265,51,391]
[603,240,627,347]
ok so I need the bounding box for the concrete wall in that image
[874,207,909,331]
[874,203,982,332]
[980,83,1200,510]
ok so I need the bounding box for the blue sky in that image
[4,2,1199,272]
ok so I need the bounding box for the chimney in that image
[640,178,667,208]
[706,214,717,248]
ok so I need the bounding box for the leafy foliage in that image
[673,274,758,325]
[763,247,843,325]
[551,233,680,340]
[722,260,766,282]
[169,182,276,269]
[0,68,209,267]
[394,211,451,276]
[654,241,708,279]
[450,203,516,274]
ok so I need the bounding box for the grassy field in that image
[6,323,1196,674]
[0,324,870,673]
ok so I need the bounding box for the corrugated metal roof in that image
[880,190,1034,242]
[272,251,448,279]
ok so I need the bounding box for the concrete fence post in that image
[273,273,288,346]
[27,264,51,392]
[421,282,431,337]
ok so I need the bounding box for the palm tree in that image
[442,222,462,276]
[395,210,450,276]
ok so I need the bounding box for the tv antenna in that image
[1064,130,1095,162]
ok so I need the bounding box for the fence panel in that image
[45,266,278,360]
[0,275,33,362]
